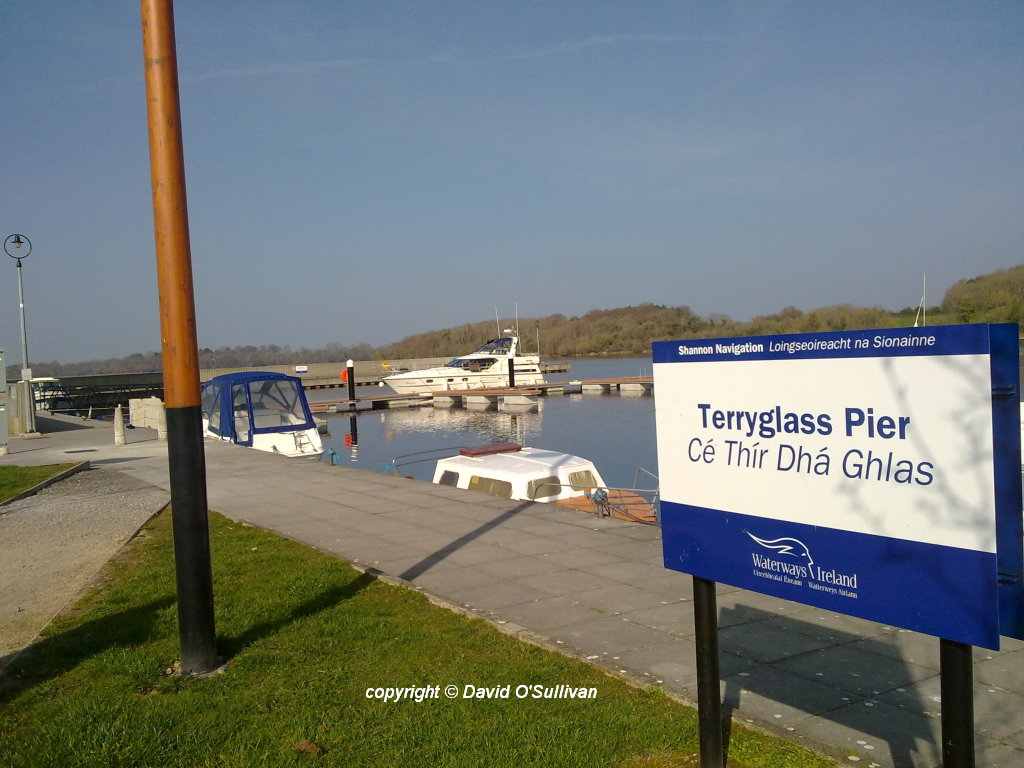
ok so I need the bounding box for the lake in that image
[311,357,658,489]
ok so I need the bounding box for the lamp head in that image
[4,233,31,260]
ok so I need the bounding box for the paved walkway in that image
[2,420,1023,767]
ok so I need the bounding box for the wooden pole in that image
[140,0,217,674]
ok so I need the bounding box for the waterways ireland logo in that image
[745,530,859,598]
[745,532,814,567]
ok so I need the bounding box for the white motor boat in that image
[415,442,658,524]
[383,334,546,395]
[201,372,323,458]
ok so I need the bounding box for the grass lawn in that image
[0,464,75,503]
[0,511,834,768]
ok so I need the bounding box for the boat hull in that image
[385,368,546,395]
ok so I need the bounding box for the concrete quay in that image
[2,421,1023,767]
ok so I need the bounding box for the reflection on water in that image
[317,357,657,486]
[322,397,656,488]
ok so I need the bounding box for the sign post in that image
[693,576,723,768]
[940,639,974,766]
[653,324,1022,767]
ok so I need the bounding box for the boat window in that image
[527,476,561,500]
[438,470,459,487]
[249,379,307,429]
[468,475,513,499]
[201,384,217,417]
[447,357,497,372]
[568,470,598,491]
[206,388,222,435]
[473,337,513,355]
[425,379,433,384]
[231,384,250,443]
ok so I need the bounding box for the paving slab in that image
[776,643,938,699]
[797,697,941,768]
[500,595,610,632]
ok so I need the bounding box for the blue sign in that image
[653,324,1022,650]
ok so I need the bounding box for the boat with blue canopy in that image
[200,371,323,457]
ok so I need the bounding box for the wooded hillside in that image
[12,264,1023,377]
[378,265,1024,359]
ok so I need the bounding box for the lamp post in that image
[4,234,32,382]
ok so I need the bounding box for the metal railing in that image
[390,445,467,473]
[632,465,659,490]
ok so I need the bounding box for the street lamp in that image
[3,233,32,381]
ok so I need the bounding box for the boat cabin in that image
[431,443,606,502]
[200,371,323,457]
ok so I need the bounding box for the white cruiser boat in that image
[200,372,323,458]
[396,442,658,524]
[433,443,607,503]
[383,334,546,395]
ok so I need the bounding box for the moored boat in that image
[418,442,658,524]
[383,334,546,395]
[201,371,323,457]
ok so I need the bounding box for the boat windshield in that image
[248,379,309,430]
[445,357,498,372]
[474,337,513,355]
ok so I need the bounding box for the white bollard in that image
[156,403,167,441]
[114,404,126,446]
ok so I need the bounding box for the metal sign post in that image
[940,639,975,767]
[693,576,723,768]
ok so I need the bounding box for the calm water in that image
[313,357,658,488]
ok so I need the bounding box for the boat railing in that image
[390,445,466,473]
[631,465,659,491]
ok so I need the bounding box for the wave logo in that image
[745,532,814,568]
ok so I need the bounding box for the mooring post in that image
[140,0,217,674]
[693,576,724,768]
[940,638,975,767]
[346,359,356,408]
[348,413,359,446]
[508,357,516,388]
[114,404,126,446]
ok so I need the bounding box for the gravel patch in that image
[0,467,169,659]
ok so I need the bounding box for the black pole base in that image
[166,404,218,674]
[940,638,975,768]
[693,576,724,768]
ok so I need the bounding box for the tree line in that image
[10,264,1023,379]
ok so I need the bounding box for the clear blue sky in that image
[1,1,1022,362]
